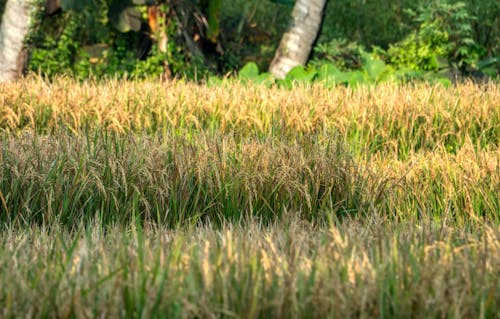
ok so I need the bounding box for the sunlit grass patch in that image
[1,77,498,157]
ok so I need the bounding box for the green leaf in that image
[363,55,386,81]
[255,73,275,86]
[348,71,368,86]
[316,63,342,87]
[317,63,341,80]
[481,67,497,78]
[285,65,317,82]
[239,62,260,80]
[333,71,366,87]
[434,77,452,87]
[478,57,498,70]
[207,0,222,42]
[207,76,223,87]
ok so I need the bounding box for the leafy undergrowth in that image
[0,78,498,317]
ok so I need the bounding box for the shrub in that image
[388,0,481,71]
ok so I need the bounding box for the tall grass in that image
[0,131,376,227]
[1,77,498,157]
[0,221,498,318]
[0,130,497,228]
[0,78,498,317]
[0,79,499,227]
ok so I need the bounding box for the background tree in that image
[269,0,328,78]
[0,0,38,82]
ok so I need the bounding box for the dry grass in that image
[1,77,498,156]
[365,143,500,222]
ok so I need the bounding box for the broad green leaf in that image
[207,76,223,87]
[255,73,274,86]
[239,62,260,80]
[317,63,341,80]
[316,64,342,87]
[480,67,497,78]
[333,71,366,87]
[478,57,498,70]
[363,56,386,81]
[286,65,317,82]
[347,71,368,86]
[434,77,452,87]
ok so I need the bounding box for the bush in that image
[27,2,212,80]
[388,0,481,71]
[310,38,365,71]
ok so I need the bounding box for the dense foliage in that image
[1,0,496,81]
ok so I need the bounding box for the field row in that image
[1,131,498,227]
[1,78,499,157]
[1,221,498,318]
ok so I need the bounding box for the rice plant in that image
[0,78,498,317]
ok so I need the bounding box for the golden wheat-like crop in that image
[1,77,498,138]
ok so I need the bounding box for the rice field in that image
[0,77,499,318]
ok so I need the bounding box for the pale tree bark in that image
[269,0,327,79]
[0,0,37,82]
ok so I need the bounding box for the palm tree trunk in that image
[0,0,37,82]
[269,0,327,79]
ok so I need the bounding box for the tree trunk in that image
[0,0,37,83]
[269,0,327,79]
